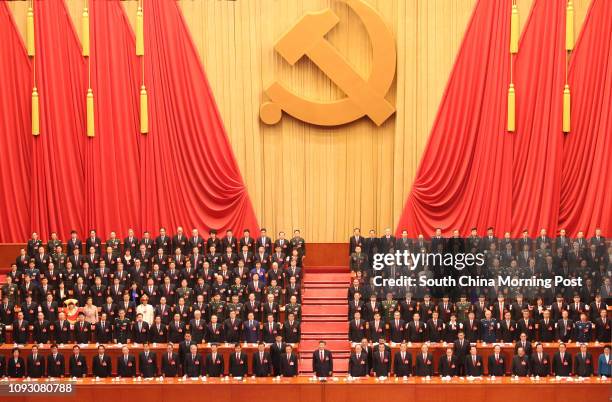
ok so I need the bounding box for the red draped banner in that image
[558,0,612,236]
[397,0,611,237]
[0,0,257,242]
[0,3,32,242]
[395,0,513,237]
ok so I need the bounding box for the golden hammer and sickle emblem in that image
[260,0,396,127]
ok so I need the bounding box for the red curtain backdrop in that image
[395,0,513,237]
[397,0,610,238]
[0,0,257,242]
[85,0,143,237]
[0,3,32,242]
[511,0,566,235]
[558,0,612,235]
[31,0,88,239]
[139,0,259,235]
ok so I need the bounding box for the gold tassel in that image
[563,84,570,133]
[82,5,90,57]
[136,5,144,56]
[507,84,516,132]
[26,6,35,56]
[86,88,95,137]
[566,1,574,51]
[510,3,519,54]
[140,85,148,134]
[32,87,40,136]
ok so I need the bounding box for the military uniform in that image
[480,318,498,343]
[574,320,594,343]
[208,300,227,321]
[113,317,132,343]
[381,299,398,322]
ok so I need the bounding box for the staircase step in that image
[301,321,348,333]
[303,298,346,305]
[304,266,349,273]
[302,304,347,315]
[304,273,351,284]
[305,283,348,289]
[301,316,346,322]
[302,288,346,298]
[302,334,347,341]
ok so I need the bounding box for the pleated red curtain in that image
[395,0,513,237]
[0,3,32,242]
[139,0,259,235]
[31,0,88,239]
[85,0,143,237]
[0,0,257,242]
[511,0,566,235]
[558,0,612,235]
[397,0,610,238]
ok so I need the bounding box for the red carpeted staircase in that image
[299,269,351,375]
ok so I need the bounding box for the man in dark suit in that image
[556,310,574,342]
[371,342,391,377]
[7,348,25,378]
[229,343,248,377]
[389,311,407,343]
[117,346,137,377]
[69,345,87,378]
[95,313,113,343]
[464,346,484,376]
[26,345,45,378]
[12,311,29,344]
[139,343,157,378]
[312,340,333,377]
[414,344,434,376]
[407,313,426,342]
[552,343,572,376]
[538,310,556,342]
[512,347,530,376]
[487,344,506,376]
[349,228,364,255]
[252,342,272,377]
[161,343,179,377]
[205,343,225,377]
[349,312,367,343]
[574,343,594,377]
[270,336,286,376]
[514,333,532,356]
[183,344,204,377]
[242,313,260,343]
[439,348,458,376]
[46,344,65,377]
[92,345,112,378]
[392,342,412,377]
[530,343,550,377]
[283,313,301,344]
[348,344,368,377]
[379,229,396,253]
[280,344,298,377]
[453,332,470,375]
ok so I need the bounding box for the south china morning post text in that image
[371,251,583,289]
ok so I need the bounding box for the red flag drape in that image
[397,0,609,238]
[139,0,259,235]
[511,0,566,235]
[395,0,513,237]
[0,3,32,242]
[85,0,143,236]
[31,0,88,239]
[558,0,612,235]
[0,0,257,242]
